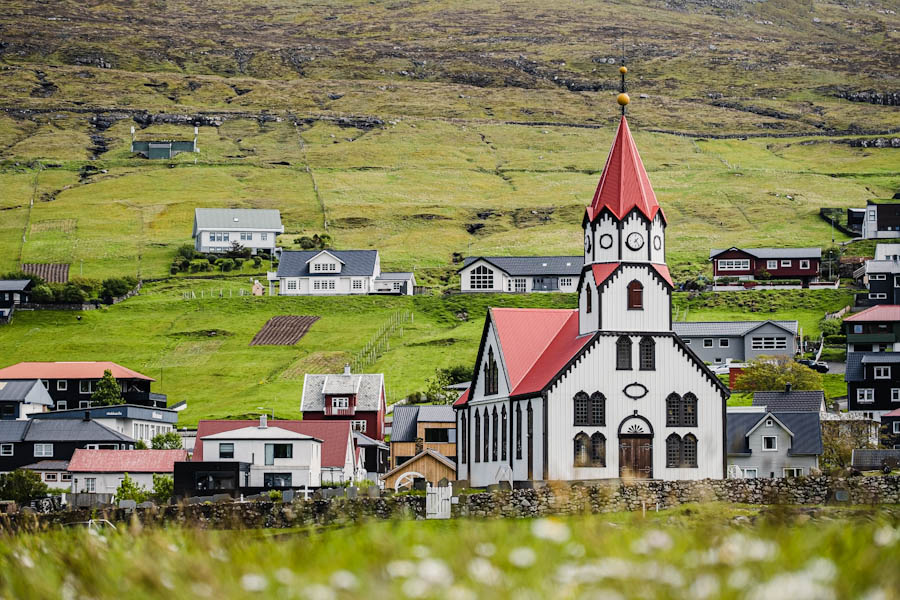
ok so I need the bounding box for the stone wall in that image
[2,476,898,532]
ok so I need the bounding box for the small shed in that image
[380,448,456,489]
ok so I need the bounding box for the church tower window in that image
[627,280,644,310]
[586,284,592,313]
[639,337,655,371]
[616,336,632,370]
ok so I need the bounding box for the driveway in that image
[826,361,846,375]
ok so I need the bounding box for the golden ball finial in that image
[617,92,630,106]
[619,66,628,74]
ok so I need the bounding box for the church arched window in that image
[639,337,655,371]
[573,433,590,467]
[474,410,481,463]
[492,407,499,462]
[627,280,643,310]
[484,348,498,395]
[586,283,592,313]
[470,265,494,290]
[682,434,698,468]
[483,407,490,462]
[501,405,508,461]
[590,432,606,467]
[515,403,523,459]
[461,414,467,464]
[666,393,682,427]
[616,336,632,370]
[683,393,698,427]
[573,391,589,425]
[666,433,682,468]
[590,392,605,426]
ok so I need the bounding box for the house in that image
[883,408,900,448]
[0,416,135,473]
[851,448,900,471]
[0,362,165,411]
[726,408,823,478]
[458,256,582,293]
[67,449,188,494]
[20,460,71,488]
[0,380,53,420]
[131,125,198,159]
[0,280,33,323]
[381,449,457,490]
[270,250,415,296]
[751,386,827,413]
[852,245,900,305]
[301,366,386,440]
[352,431,390,482]
[454,113,729,487]
[844,305,900,352]
[193,208,284,255]
[858,201,900,239]
[847,208,865,233]
[845,352,900,422]
[709,247,821,285]
[390,405,456,468]
[186,419,361,496]
[30,404,179,445]
[671,320,799,364]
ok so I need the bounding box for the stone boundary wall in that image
[2,476,898,533]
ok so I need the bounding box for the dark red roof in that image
[193,420,352,467]
[0,361,154,381]
[845,305,900,323]
[68,449,188,473]
[586,116,665,224]
[453,387,470,407]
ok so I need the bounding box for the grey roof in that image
[851,449,900,470]
[378,272,415,279]
[0,380,53,405]
[193,208,283,231]
[20,460,70,471]
[417,406,456,422]
[322,374,362,395]
[31,404,178,424]
[0,280,32,291]
[672,320,798,337]
[390,405,455,442]
[864,260,900,275]
[301,372,384,412]
[461,256,582,276]
[22,419,134,443]
[846,352,900,382]
[0,421,29,442]
[709,247,822,260]
[276,250,378,278]
[727,411,823,456]
[352,430,389,450]
[752,390,825,412]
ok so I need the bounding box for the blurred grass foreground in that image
[1,503,899,599]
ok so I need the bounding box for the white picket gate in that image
[426,484,452,519]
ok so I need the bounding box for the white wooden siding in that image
[599,265,670,332]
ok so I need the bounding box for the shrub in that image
[234,258,245,268]
[190,260,212,273]
[91,369,123,406]
[296,236,316,249]
[114,473,149,503]
[58,283,88,303]
[821,318,842,337]
[175,244,197,260]
[151,431,183,450]
[31,284,54,303]
[101,276,138,300]
[267,490,283,502]
[824,334,846,345]
[0,469,49,504]
[219,258,235,272]
[252,256,262,268]
[151,474,174,504]
[70,277,102,298]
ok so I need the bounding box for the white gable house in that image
[193,208,284,255]
[271,250,415,296]
[458,256,582,293]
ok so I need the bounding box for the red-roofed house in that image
[455,113,728,487]
[67,449,188,494]
[883,407,900,448]
[0,361,165,410]
[845,305,900,353]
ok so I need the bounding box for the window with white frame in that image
[719,339,729,347]
[560,277,573,287]
[56,401,67,411]
[240,232,251,241]
[893,389,900,402]
[332,397,349,409]
[703,339,713,348]
[875,366,891,379]
[683,339,691,345]
[717,259,750,271]
[79,380,94,394]
[351,420,367,432]
[313,280,323,290]
[783,467,803,478]
[469,265,494,289]
[743,468,758,478]
[857,388,875,403]
[57,380,67,391]
[895,276,900,288]
[352,279,363,290]
[85,478,96,493]
[0,444,12,456]
[780,260,792,267]
[870,274,887,280]
[514,278,526,292]
[800,260,810,270]
[61,473,72,482]
[79,401,91,409]
[261,233,268,241]
[762,436,777,451]
[870,293,888,300]
[286,280,297,291]
[327,280,335,290]
[767,260,777,270]
[766,419,774,427]
[751,336,788,350]
[894,422,900,434]
[45,473,57,482]
[34,444,53,457]
[393,282,401,291]
[869,208,877,221]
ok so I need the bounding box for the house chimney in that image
[785,382,792,393]
[344,363,351,376]
[259,414,267,429]
[83,411,91,422]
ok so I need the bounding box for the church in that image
[454,95,729,486]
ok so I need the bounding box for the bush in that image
[821,319,842,337]
[151,431,183,450]
[31,284,54,303]
[296,236,316,249]
[190,260,212,273]
[151,474,174,504]
[70,277,102,298]
[252,256,262,268]
[0,469,49,504]
[114,473,149,503]
[824,334,846,345]
[218,258,235,272]
[234,258,245,268]
[267,490,283,502]
[101,276,138,300]
[175,244,197,260]
[58,283,88,303]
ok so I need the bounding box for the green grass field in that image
[1,504,898,599]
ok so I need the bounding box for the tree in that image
[114,473,149,503]
[0,470,50,503]
[821,420,877,474]
[733,355,823,393]
[135,439,148,450]
[101,276,138,300]
[151,431,183,450]
[91,369,122,406]
[150,474,174,504]
[295,236,316,249]
[437,364,471,385]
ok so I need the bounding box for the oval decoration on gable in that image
[623,382,648,399]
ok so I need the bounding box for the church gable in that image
[470,317,512,402]
[598,264,670,332]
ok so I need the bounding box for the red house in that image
[709,247,821,285]
[301,365,386,440]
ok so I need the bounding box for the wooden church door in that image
[619,436,653,479]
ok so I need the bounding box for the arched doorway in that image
[618,414,653,479]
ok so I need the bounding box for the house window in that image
[326,280,336,290]
[40,379,49,390]
[85,478,96,493]
[893,389,900,402]
[56,401,67,411]
[783,468,803,478]
[469,265,494,290]
[800,260,810,270]
[869,293,888,300]
[874,366,891,379]
[286,280,297,291]
[703,339,713,348]
[590,433,606,467]
[666,434,681,468]
[574,392,589,425]
[682,434,697,468]
[514,278,526,292]
[857,388,875,403]
[264,473,292,488]
[45,473,57,482]
[627,280,643,310]
[219,443,234,459]
[639,337,655,371]
[265,443,292,465]
[780,260,791,267]
[240,232,251,241]
[61,473,72,482]
[332,397,349,409]
[575,391,606,427]
[585,284,592,313]
[870,274,886,281]
[574,433,590,467]
[395,456,413,467]
[560,277,573,288]
[484,348,499,395]
[767,260,777,270]
[352,279,363,290]
[57,380,67,391]
[590,392,605,426]
[751,336,787,350]
[683,339,691,345]
[869,208,876,221]
[894,422,900,434]
[719,339,729,348]
[261,233,268,241]
[501,405,507,461]
[616,336,632,370]
[0,444,12,456]
[79,380,93,394]
[743,468,758,479]
[717,259,750,271]
[766,419,774,427]
[762,436,777,451]
[515,403,522,460]
[474,410,481,463]
[351,420,367,433]
[34,444,53,457]
[666,393,697,427]
[79,401,91,409]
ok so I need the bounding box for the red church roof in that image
[68,449,188,473]
[586,116,665,224]
[0,361,154,381]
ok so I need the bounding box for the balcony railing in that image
[324,405,357,417]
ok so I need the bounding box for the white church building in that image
[454,112,729,486]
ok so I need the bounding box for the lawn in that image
[1,504,898,599]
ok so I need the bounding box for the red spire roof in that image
[586,116,665,224]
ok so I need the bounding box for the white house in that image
[458,256,582,293]
[31,404,179,445]
[454,114,729,487]
[193,208,284,255]
[67,449,188,494]
[200,416,323,488]
[270,249,415,296]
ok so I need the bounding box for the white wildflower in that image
[240,574,268,593]
[580,590,625,600]
[874,526,899,547]
[303,584,335,600]
[15,552,34,569]
[747,573,835,600]
[688,574,720,599]
[728,569,752,589]
[555,558,635,584]
[330,570,357,590]
[565,542,585,558]
[401,578,429,599]
[445,585,477,600]
[418,558,453,586]
[211,548,229,562]
[859,588,889,600]
[531,518,570,543]
[744,538,777,561]
[274,568,295,585]
[508,547,537,568]
[804,557,836,583]
[190,583,213,598]
[645,561,684,587]
[644,530,673,551]
[412,545,430,558]
[468,557,502,586]
[475,542,496,557]
[386,560,417,579]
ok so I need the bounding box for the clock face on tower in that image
[626,232,644,251]
[599,234,614,249]
[584,232,592,253]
